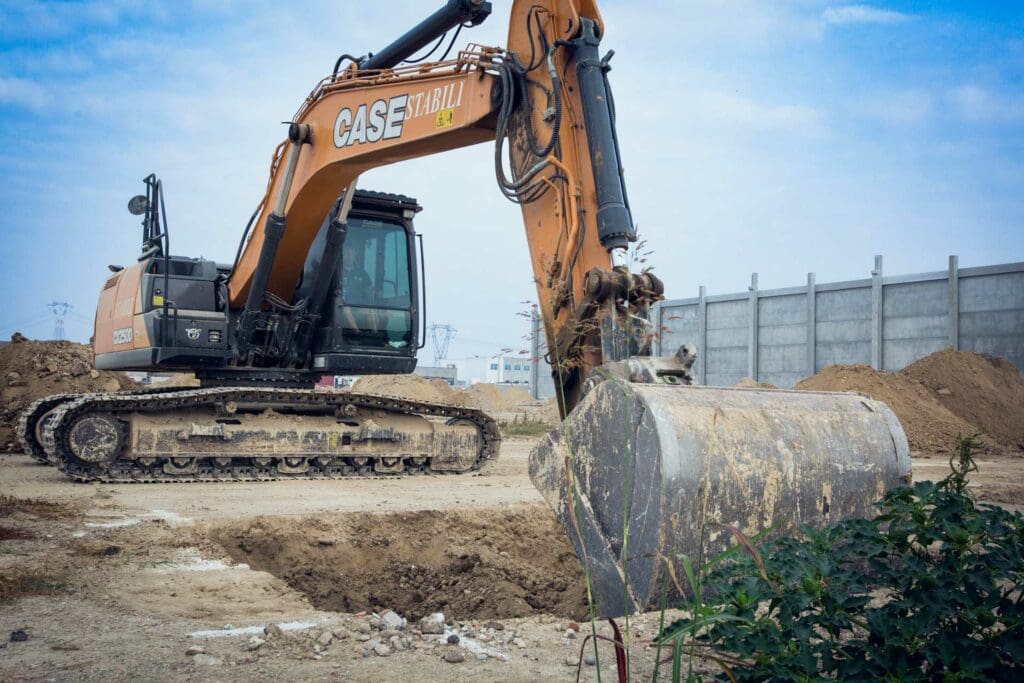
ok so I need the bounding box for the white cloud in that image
[690,90,825,134]
[0,76,49,110]
[823,5,912,26]
[855,89,933,125]
[948,85,1024,124]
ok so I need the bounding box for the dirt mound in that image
[0,336,139,450]
[735,377,778,389]
[350,374,464,405]
[902,349,1024,450]
[795,364,976,454]
[457,384,534,413]
[212,506,587,621]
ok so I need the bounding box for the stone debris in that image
[348,619,372,635]
[446,633,460,645]
[192,653,222,666]
[380,609,407,631]
[264,623,285,639]
[316,631,334,647]
[185,645,206,656]
[484,620,505,631]
[372,642,391,657]
[246,636,265,651]
[443,648,465,663]
[419,612,446,635]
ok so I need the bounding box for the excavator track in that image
[17,386,196,465]
[41,387,500,483]
[18,393,84,464]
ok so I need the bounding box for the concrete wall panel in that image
[656,260,1023,386]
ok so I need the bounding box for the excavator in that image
[18,0,911,617]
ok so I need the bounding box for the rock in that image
[565,629,577,639]
[446,633,460,644]
[70,361,89,377]
[348,619,372,635]
[937,387,952,396]
[316,631,334,647]
[484,620,505,631]
[367,616,383,630]
[185,645,206,656]
[89,369,100,379]
[331,628,350,640]
[193,653,222,666]
[9,631,28,643]
[514,638,527,648]
[380,609,406,631]
[584,655,596,666]
[356,634,371,642]
[246,636,265,652]
[565,656,578,667]
[419,613,446,635]
[372,643,391,657]
[477,633,492,643]
[390,637,407,652]
[264,623,285,639]
[316,537,335,546]
[443,648,465,663]
[566,621,581,632]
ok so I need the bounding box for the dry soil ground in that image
[1,437,1022,682]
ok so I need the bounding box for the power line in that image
[47,302,72,340]
[427,323,456,365]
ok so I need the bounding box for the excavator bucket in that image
[529,380,912,618]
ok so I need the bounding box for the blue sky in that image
[0,1,1021,360]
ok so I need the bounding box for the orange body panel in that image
[93,261,150,358]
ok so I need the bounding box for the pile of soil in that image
[212,506,588,621]
[0,335,139,449]
[350,375,464,405]
[458,383,534,413]
[796,365,975,454]
[795,349,1024,454]
[735,377,778,389]
[351,375,537,414]
[902,349,1024,450]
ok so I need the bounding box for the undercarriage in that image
[20,387,499,483]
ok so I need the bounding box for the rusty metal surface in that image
[529,380,912,618]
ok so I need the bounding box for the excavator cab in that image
[93,180,425,383]
[296,190,424,374]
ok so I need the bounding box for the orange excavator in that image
[19,0,910,617]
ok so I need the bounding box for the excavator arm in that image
[227,0,664,416]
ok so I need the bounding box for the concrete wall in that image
[653,257,1024,387]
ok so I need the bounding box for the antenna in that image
[428,323,456,365]
[47,301,72,340]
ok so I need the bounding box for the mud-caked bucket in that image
[529,380,912,618]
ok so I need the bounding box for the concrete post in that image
[871,255,883,370]
[806,272,816,378]
[748,273,759,380]
[948,255,959,350]
[697,285,707,385]
[651,301,662,356]
[530,306,541,400]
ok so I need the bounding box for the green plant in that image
[655,434,1024,681]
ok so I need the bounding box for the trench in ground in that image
[211,505,589,621]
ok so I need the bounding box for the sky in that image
[0,0,1021,362]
